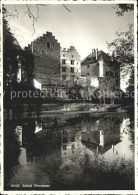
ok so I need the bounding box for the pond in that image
[4,111,134,190]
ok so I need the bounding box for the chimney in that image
[91,49,93,61]
[31,42,33,54]
[112,51,115,61]
[96,48,98,60]
[91,49,95,60]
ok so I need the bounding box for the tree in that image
[66,82,83,100]
[22,48,34,86]
[113,4,134,16]
[108,4,134,103]
[3,8,22,91]
[3,4,71,35]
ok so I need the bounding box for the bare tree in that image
[3,4,71,35]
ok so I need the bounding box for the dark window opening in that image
[62,67,66,72]
[87,73,89,76]
[47,42,51,48]
[62,75,66,80]
[70,67,74,73]
[87,65,89,68]
[71,137,75,142]
[63,130,67,135]
[106,72,109,76]
[62,59,66,64]
[70,75,75,81]
[63,137,67,143]
[72,144,75,149]
[71,60,74,65]
[63,145,66,150]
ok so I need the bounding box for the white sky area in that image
[4,4,134,90]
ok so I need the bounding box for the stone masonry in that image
[27,32,60,87]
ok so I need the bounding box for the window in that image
[47,42,51,48]
[106,72,109,76]
[70,75,75,81]
[63,54,65,57]
[71,60,74,65]
[62,59,66,64]
[62,67,66,72]
[70,67,74,73]
[87,65,89,68]
[72,144,75,149]
[87,73,89,76]
[63,137,67,143]
[63,145,66,150]
[71,137,75,142]
[62,75,66,80]
[63,130,67,135]
[72,55,74,58]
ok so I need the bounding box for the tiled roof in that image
[81,50,111,65]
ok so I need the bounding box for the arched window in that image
[47,42,51,48]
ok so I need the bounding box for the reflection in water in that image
[19,148,27,165]
[5,113,134,190]
[35,120,42,133]
[82,118,121,155]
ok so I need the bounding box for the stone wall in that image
[81,59,120,90]
[27,32,60,85]
[99,61,120,91]
[81,62,99,77]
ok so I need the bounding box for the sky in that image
[5,4,134,60]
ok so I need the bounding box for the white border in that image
[0,0,137,194]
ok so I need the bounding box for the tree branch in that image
[63,4,71,12]
[26,5,38,36]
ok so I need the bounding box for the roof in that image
[81,50,111,65]
[82,140,121,155]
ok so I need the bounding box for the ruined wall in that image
[28,32,60,85]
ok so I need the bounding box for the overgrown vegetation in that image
[51,153,134,190]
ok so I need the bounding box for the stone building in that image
[60,46,81,83]
[81,49,120,90]
[26,32,61,90]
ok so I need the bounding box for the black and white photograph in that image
[1,0,137,192]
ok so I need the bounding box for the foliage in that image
[52,152,134,190]
[3,7,36,107]
[108,5,134,99]
[66,83,83,99]
[107,24,134,67]
[3,16,22,89]
[22,48,34,86]
[114,4,134,16]
[4,121,21,175]
[80,154,134,190]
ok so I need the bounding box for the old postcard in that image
[0,0,137,194]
